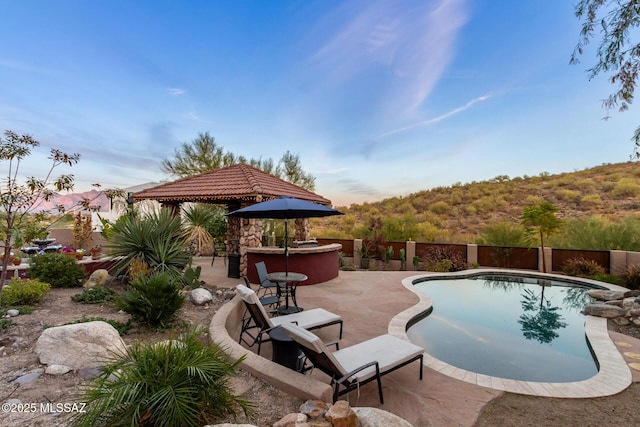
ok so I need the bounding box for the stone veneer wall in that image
[294,218,310,241]
[239,218,263,276]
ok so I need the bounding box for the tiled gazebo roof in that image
[131,164,331,205]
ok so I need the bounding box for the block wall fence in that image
[315,238,640,275]
[40,231,640,275]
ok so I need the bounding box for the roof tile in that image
[131,164,331,205]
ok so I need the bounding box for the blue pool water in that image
[406,273,603,382]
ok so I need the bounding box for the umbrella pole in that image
[284,219,289,309]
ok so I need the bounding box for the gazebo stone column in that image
[239,218,263,277]
[294,218,310,241]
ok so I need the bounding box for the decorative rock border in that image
[584,289,640,326]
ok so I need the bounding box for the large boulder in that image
[353,407,414,427]
[582,303,627,318]
[83,269,110,289]
[587,290,627,301]
[191,288,213,305]
[35,321,126,370]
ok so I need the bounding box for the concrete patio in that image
[194,257,640,427]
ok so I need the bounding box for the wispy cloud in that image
[377,94,492,138]
[0,58,34,72]
[167,87,186,95]
[309,0,469,116]
[315,167,348,174]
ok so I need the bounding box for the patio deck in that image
[194,257,640,427]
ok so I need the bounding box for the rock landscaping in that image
[584,289,640,327]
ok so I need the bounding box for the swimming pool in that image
[393,270,633,397]
[407,273,599,382]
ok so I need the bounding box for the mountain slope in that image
[313,162,640,242]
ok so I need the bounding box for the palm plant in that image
[108,208,190,278]
[521,202,563,273]
[117,271,185,328]
[72,328,253,427]
[181,204,224,255]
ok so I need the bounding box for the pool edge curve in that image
[389,268,633,398]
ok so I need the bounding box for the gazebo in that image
[131,164,333,276]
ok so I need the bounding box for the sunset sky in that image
[1,0,637,206]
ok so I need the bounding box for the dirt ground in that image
[2,284,640,427]
[0,284,302,427]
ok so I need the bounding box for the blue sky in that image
[1,0,637,207]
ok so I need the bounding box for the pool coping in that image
[391,269,633,398]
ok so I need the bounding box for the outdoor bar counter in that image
[246,243,342,285]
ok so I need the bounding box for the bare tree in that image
[0,131,78,300]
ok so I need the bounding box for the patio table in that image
[267,271,307,315]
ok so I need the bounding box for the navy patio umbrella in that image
[226,196,342,275]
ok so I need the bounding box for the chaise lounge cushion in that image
[333,335,424,382]
[281,322,424,382]
[235,284,343,340]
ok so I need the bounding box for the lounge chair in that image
[281,322,424,404]
[235,284,343,354]
[239,276,280,337]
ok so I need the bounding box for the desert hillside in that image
[312,162,640,243]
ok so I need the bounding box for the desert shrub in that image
[591,273,623,286]
[416,222,449,242]
[0,306,33,315]
[550,216,640,251]
[476,222,528,247]
[28,253,86,288]
[580,194,602,206]
[118,271,185,328]
[525,195,545,205]
[72,329,252,427]
[555,189,580,201]
[611,178,640,198]
[61,317,132,336]
[622,265,640,290]
[1,278,50,307]
[429,201,450,215]
[561,257,605,278]
[0,319,12,330]
[71,287,119,304]
[421,246,466,272]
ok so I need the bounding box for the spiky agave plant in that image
[72,329,253,427]
[108,208,190,278]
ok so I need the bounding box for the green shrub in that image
[1,278,50,306]
[28,253,86,288]
[561,257,605,278]
[0,319,12,330]
[71,287,119,304]
[611,178,640,198]
[1,306,33,315]
[72,329,252,427]
[591,273,623,286]
[476,222,528,247]
[555,189,580,201]
[118,272,185,328]
[429,201,450,215]
[622,265,640,290]
[581,194,602,206]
